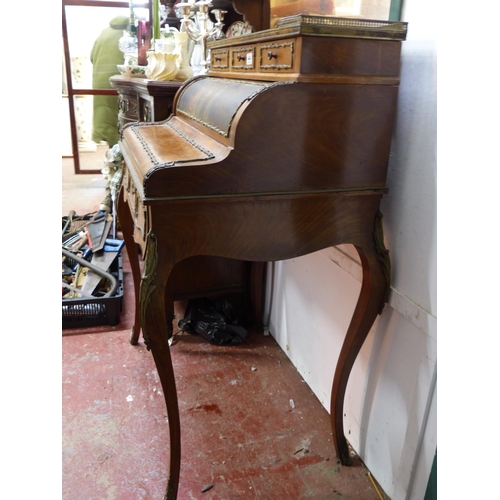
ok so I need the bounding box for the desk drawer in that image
[117,114,137,135]
[210,48,230,70]
[230,45,257,71]
[221,38,298,75]
[258,39,296,72]
[124,168,148,251]
[118,95,139,121]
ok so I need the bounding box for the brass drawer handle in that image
[119,97,129,113]
[143,103,152,122]
[268,51,278,60]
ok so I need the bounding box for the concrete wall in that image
[264,0,437,498]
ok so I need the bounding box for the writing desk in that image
[117,15,406,499]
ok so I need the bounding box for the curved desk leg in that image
[116,186,142,345]
[330,212,391,465]
[140,232,181,500]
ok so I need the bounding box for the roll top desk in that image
[117,13,407,499]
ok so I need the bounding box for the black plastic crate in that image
[62,253,124,329]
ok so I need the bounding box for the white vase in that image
[172,31,194,81]
[146,50,179,81]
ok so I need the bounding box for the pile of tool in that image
[62,211,124,300]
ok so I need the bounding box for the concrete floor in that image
[62,154,385,500]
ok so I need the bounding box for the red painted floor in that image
[62,158,384,499]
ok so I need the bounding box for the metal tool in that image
[62,210,76,236]
[79,239,124,296]
[62,247,118,298]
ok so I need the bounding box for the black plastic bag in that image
[178,297,248,346]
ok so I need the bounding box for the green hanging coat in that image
[90,15,129,146]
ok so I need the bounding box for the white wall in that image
[264,0,437,498]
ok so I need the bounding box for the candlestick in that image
[178,1,226,75]
[137,19,149,65]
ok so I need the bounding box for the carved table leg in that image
[330,211,391,465]
[140,232,181,500]
[116,186,142,345]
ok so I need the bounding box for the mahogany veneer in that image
[117,14,406,500]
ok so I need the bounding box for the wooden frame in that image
[390,0,404,21]
[62,0,143,174]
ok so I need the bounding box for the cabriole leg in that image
[116,186,142,345]
[330,211,391,465]
[140,232,181,499]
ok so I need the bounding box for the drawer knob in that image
[268,51,278,60]
[215,56,222,62]
[237,54,245,61]
[119,98,129,113]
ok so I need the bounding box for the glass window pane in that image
[73,94,96,150]
[65,5,131,90]
[73,93,113,169]
[73,89,123,156]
